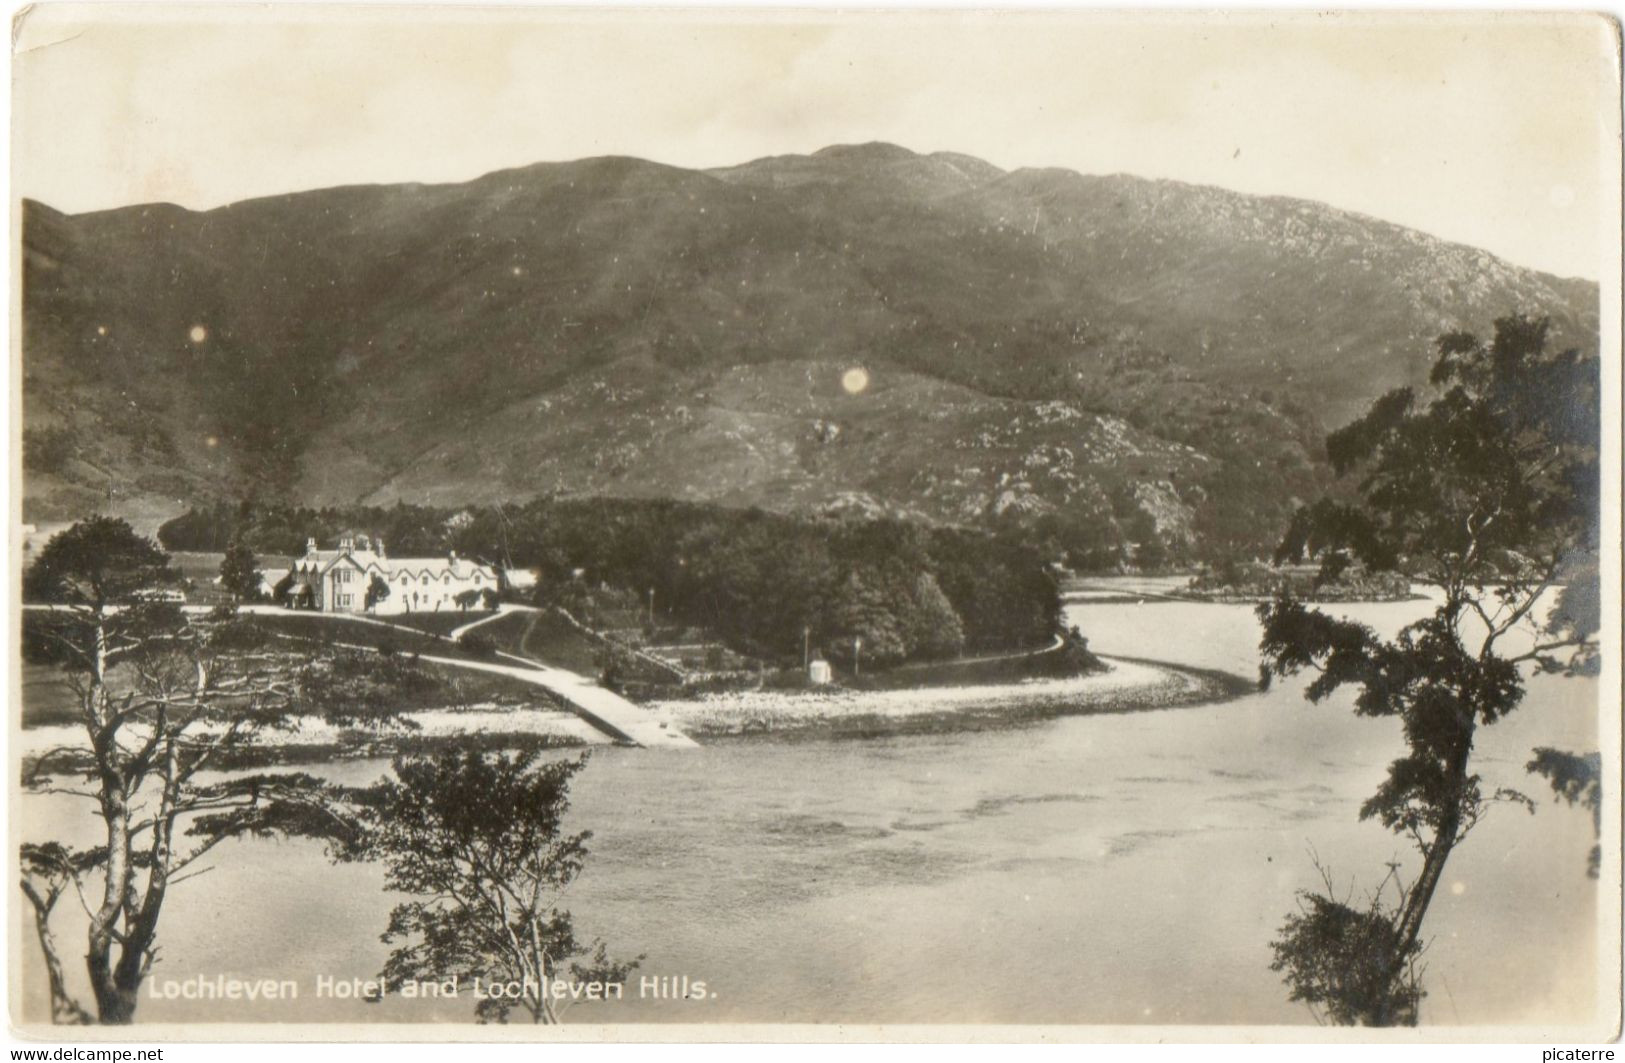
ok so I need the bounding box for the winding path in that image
[447,603,524,642]
[303,606,697,748]
[24,603,697,749]
[273,605,696,748]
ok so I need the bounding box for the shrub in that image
[298,650,439,726]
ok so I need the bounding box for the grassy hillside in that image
[22,143,1597,560]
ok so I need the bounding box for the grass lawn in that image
[384,610,494,637]
[473,609,533,654]
[478,609,604,676]
[19,634,562,729]
[20,665,79,727]
[166,550,230,605]
[244,612,493,662]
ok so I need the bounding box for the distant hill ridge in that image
[21,142,1598,564]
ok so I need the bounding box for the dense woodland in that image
[159,498,1062,666]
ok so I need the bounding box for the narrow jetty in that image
[417,652,698,748]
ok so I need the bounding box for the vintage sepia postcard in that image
[7,3,1621,1044]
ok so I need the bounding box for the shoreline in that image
[16,704,606,772]
[643,655,1256,741]
[1063,589,1423,606]
[18,657,1258,761]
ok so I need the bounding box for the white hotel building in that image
[283,534,499,615]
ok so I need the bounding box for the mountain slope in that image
[21,143,1598,561]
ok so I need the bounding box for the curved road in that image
[24,603,697,749]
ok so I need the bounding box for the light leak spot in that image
[205,436,219,448]
[188,324,208,344]
[841,367,870,395]
[96,325,108,337]
[1449,881,1466,896]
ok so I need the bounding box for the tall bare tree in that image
[22,518,361,1023]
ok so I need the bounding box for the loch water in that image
[17,591,1602,1027]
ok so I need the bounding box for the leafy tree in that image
[20,520,374,1024]
[23,516,173,606]
[218,535,262,602]
[160,497,1068,664]
[453,588,481,612]
[366,574,391,613]
[900,572,966,659]
[1134,533,1169,572]
[597,641,638,689]
[1258,316,1599,1026]
[352,750,638,1023]
[1526,748,1602,878]
[826,569,908,666]
[1269,861,1424,1026]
